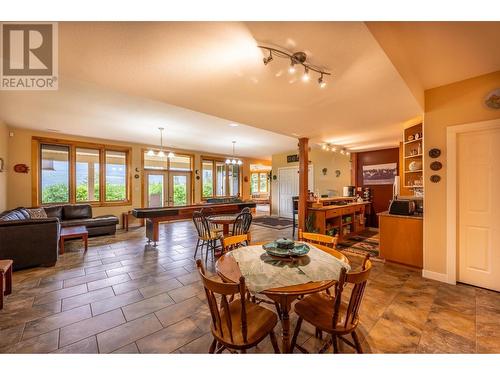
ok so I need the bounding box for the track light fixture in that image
[259,45,331,88]
[318,73,327,88]
[263,50,273,65]
[320,143,350,155]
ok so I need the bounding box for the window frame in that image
[250,171,269,193]
[32,137,132,207]
[200,156,242,200]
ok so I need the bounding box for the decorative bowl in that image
[262,240,310,257]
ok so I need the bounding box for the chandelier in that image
[321,143,350,155]
[225,141,243,165]
[146,127,174,159]
[258,45,331,88]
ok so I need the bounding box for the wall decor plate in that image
[429,148,441,158]
[430,161,442,171]
[430,174,441,183]
[13,164,30,173]
[485,89,500,109]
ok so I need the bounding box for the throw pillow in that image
[26,208,48,219]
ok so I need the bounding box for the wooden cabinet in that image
[308,202,370,241]
[378,212,423,268]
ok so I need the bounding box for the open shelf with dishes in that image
[403,123,423,193]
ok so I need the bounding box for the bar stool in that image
[0,259,13,310]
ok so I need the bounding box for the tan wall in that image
[271,148,351,216]
[5,127,269,223]
[423,70,500,275]
[0,122,8,212]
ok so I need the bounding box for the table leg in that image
[84,234,88,252]
[5,265,12,295]
[59,238,65,255]
[281,303,292,353]
[223,224,229,236]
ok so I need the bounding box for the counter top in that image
[377,211,423,220]
[307,201,370,211]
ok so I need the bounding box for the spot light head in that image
[302,67,310,82]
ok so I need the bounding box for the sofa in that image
[0,204,118,270]
[43,204,118,237]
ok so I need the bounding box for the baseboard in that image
[422,269,454,284]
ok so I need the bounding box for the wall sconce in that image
[322,167,328,176]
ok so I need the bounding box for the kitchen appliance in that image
[343,186,355,197]
[389,199,416,216]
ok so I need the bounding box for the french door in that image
[144,171,191,208]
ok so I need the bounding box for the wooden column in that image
[298,138,309,231]
[350,152,358,187]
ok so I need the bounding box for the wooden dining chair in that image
[290,255,372,354]
[222,234,249,255]
[200,207,224,235]
[298,229,338,248]
[241,207,251,214]
[232,212,252,240]
[192,211,222,263]
[196,259,280,354]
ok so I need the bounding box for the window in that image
[35,138,130,206]
[215,162,226,197]
[41,144,70,204]
[143,151,192,171]
[202,160,213,198]
[105,150,127,202]
[76,148,100,202]
[228,164,239,196]
[202,158,241,199]
[250,172,269,193]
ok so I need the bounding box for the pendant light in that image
[225,141,242,165]
[147,127,175,159]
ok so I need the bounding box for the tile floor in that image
[1,221,499,354]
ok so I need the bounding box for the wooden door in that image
[457,127,500,291]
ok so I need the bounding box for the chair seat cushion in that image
[213,300,278,347]
[294,292,356,333]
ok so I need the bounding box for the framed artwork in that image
[362,163,397,185]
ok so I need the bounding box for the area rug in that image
[253,216,293,230]
[336,230,383,261]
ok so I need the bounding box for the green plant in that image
[305,212,318,233]
[42,183,69,203]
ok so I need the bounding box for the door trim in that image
[446,118,500,285]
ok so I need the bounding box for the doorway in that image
[144,171,191,208]
[447,119,500,291]
[278,166,314,218]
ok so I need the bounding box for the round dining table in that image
[215,243,349,353]
[208,214,238,236]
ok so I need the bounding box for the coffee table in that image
[59,226,88,255]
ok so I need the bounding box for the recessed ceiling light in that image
[228,123,239,127]
[46,128,60,132]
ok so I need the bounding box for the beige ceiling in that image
[366,21,500,108]
[2,22,425,154]
[59,22,422,150]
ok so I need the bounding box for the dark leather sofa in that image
[44,204,118,237]
[0,204,118,270]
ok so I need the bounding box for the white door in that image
[457,127,500,291]
[278,166,314,218]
